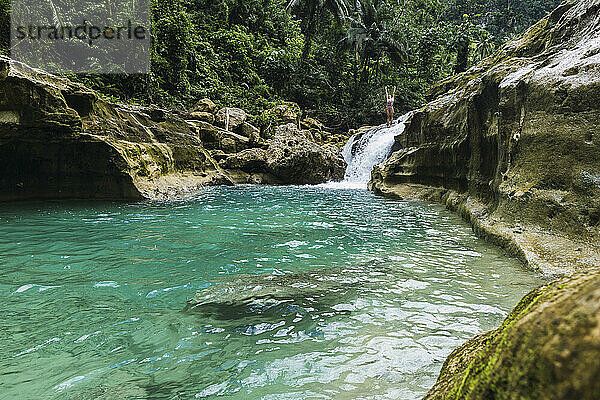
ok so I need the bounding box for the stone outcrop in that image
[370,0,600,273]
[222,123,346,184]
[0,58,346,201]
[269,103,299,125]
[186,111,215,124]
[190,120,252,154]
[424,268,600,400]
[238,121,260,140]
[215,107,247,130]
[365,1,600,399]
[0,57,232,201]
[191,98,217,114]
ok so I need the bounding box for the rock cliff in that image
[0,57,231,201]
[365,1,600,398]
[0,57,345,201]
[370,0,600,273]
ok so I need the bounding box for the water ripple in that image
[0,186,544,399]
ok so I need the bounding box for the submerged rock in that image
[184,263,392,320]
[222,123,346,184]
[370,0,600,273]
[424,268,600,400]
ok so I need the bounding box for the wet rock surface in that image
[222,124,346,184]
[370,0,600,273]
[424,268,600,400]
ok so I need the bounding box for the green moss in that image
[446,280,560,400]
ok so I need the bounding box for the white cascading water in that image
[324,113,411,189]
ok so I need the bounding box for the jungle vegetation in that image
[0,0,562,130]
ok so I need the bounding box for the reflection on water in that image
[0,186,544,399]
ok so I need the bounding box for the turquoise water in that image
[0,186,543,399]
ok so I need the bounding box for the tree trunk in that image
[300,4,317,60]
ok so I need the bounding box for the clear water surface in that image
[0,186,544,399]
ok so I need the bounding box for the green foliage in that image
[0,0,8,56]
[0,0,563,129]
[286,0,348,58]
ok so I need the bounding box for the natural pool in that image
[0,186,544,399]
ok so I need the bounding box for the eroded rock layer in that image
[0,58,347,200]
[370,0,600,273]
[0,57,230,200]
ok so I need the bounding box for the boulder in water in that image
[222,123,346,184]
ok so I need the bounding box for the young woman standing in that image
[385,86,395,127]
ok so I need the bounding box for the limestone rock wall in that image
[0,57,346,201]
[371,0,600,273]
[0,57,229,201]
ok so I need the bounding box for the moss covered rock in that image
[425,268,600,400]
[222,123,346,184]
[186,111,215,124]
[191,98,217,114]
[0,56,230,201]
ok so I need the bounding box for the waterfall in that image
[323,113,410,189]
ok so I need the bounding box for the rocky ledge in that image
[0,58,346,201]
[424,268,600,400]
[365,0,600,398]
[370,0,600,274]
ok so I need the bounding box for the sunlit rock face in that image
[0,58,346,200]
[371,0,600,273]
[0,57,230,201]
[423,267,600,400]
[221,124,347,185]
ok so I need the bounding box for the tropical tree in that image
[286,0,349,59]
[451,17,475,74]
[473,30,495,63]
[342,0,407,82]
